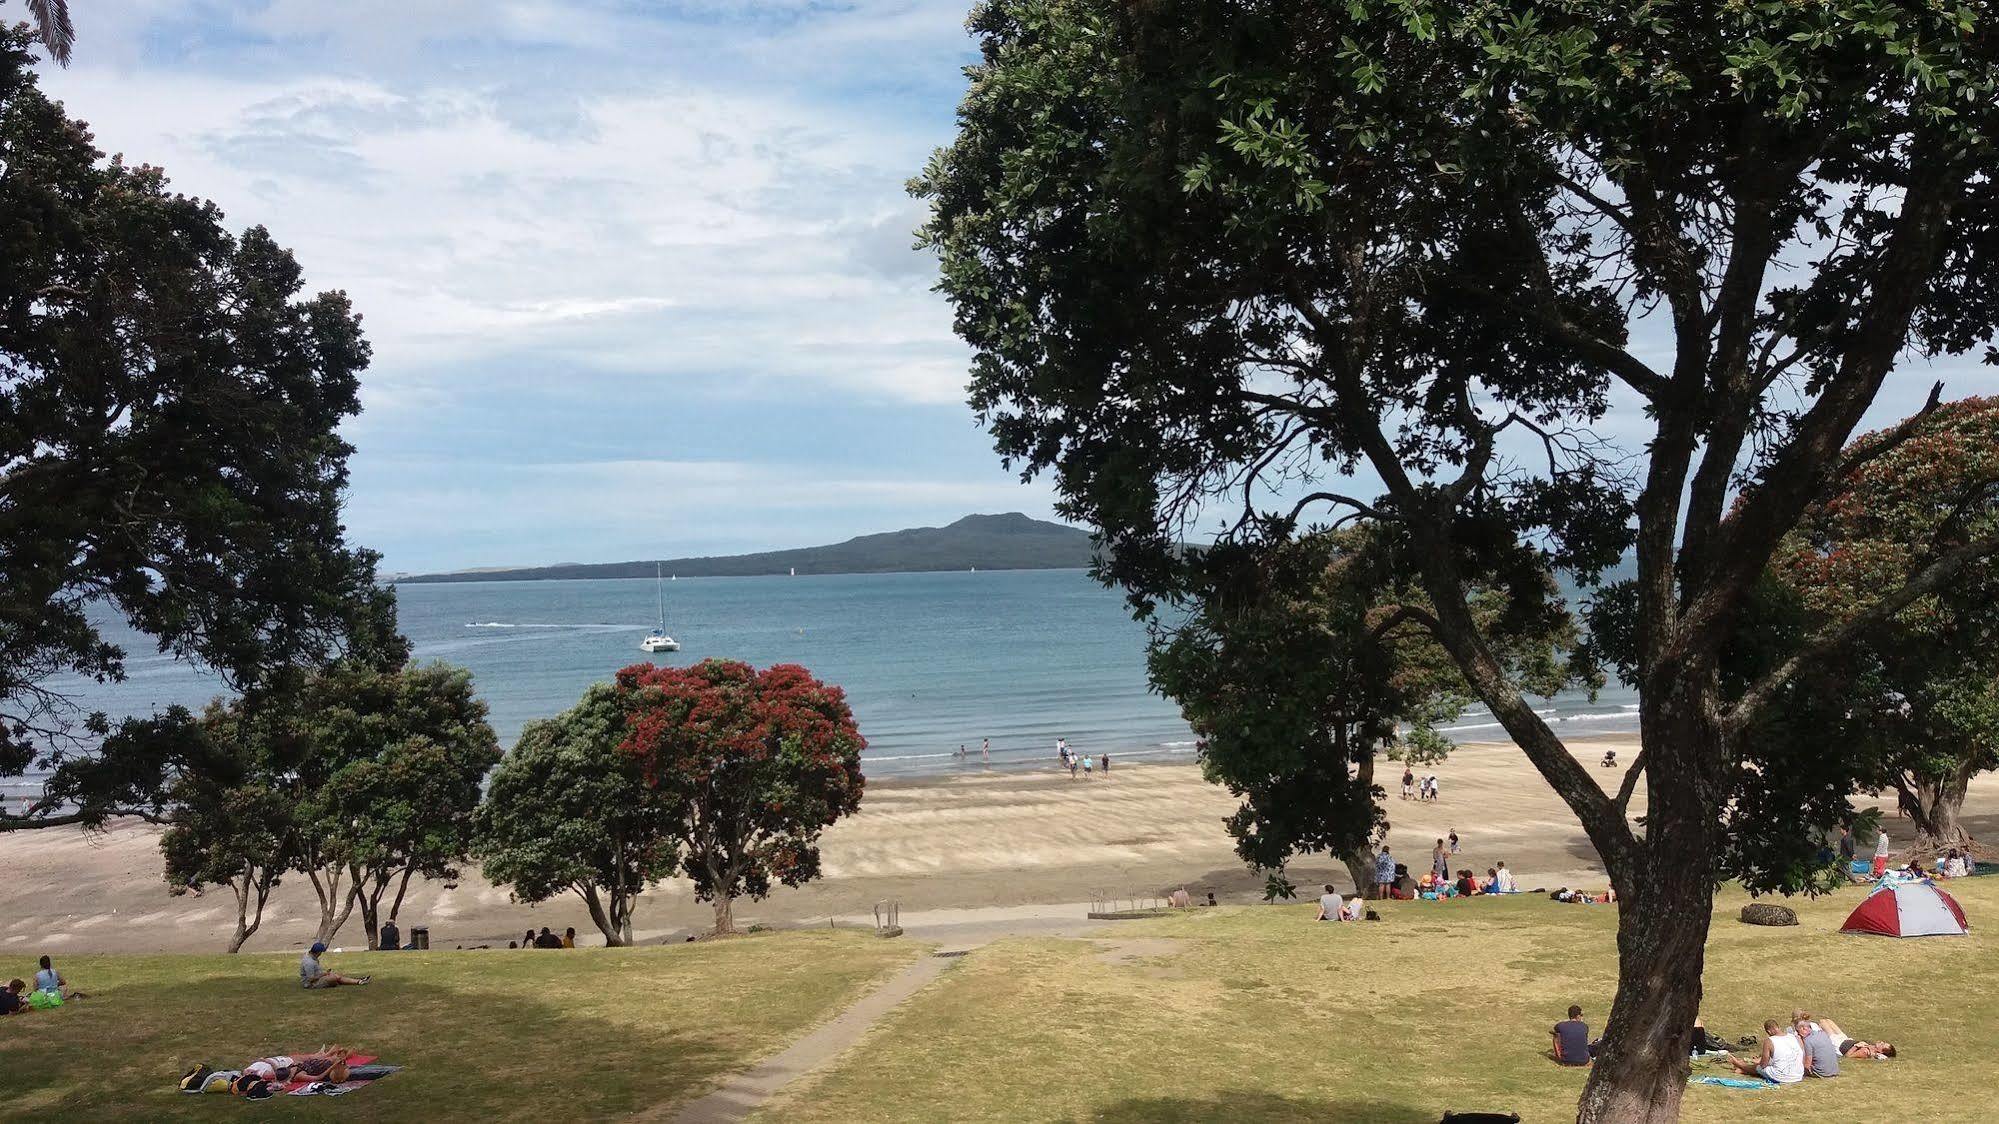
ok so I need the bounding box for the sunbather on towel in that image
[1723,1020,1804,1084]
[245,1046,356,1084]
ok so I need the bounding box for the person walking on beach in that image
[1428,774,1442,801]
[1401,767,1415,800]
[1068,754,1079,780]
[1100,753,1110,775]
[981,740,990,765]
[1373,847,1395,900]
[1082,754,1094,778]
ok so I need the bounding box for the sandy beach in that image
[4,733,1995,955]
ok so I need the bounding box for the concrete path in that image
[663,951,957,1124]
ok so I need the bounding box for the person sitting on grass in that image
[1551,1005,1592,1066]
[0,978,24,1015]
[299,942,369,989]
[1723,1019,1804,1084]
[1815,1017,1897,1060]
[562,926,577,948]
[1796,1018,1840,1078]
[533,926,564,949]
[1482,868,1501,894]
[1316,884,1343,921]
[1341,894,1366,922]
[1495,861,1516,893]
[1455,869,1483,897]
[33,955,84,1001]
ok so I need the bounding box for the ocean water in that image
[20,569,1638,786]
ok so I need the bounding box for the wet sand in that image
[3,733,1991,954]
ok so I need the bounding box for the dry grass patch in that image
[761,880,1999,1123]
[0,929,921,1121]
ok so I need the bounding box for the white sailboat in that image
[640,563,680,653]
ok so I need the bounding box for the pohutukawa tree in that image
[0,25,396,828]
[157,704,294,953]
[617,660,865,937]
[477,684,682,947]
[1148,523,1585,895]
[294,663,499,948]
[917,3,1999,1120]
[1761,398,1999,853]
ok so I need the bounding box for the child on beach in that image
[1082,755,1094,778]
[1449,830,1460,854]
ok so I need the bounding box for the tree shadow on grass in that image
[1078,1090,1444,1123]
[0,966,747,1120]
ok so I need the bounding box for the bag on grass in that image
[26,990,61,1010]
[178,1064,213,1092]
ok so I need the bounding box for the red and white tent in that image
[1839,879,1969,938]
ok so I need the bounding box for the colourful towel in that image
[277,1054,378,1094]
[1693,1076,1771,1089]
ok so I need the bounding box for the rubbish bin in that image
[410,926,430,951]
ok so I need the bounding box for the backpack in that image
[179,1064,214,1092]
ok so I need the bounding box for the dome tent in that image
[1839,879,1968,938]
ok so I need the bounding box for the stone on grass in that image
[1740,903,1798,927]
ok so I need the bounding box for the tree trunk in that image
[710,895,738,937]
[1577,694,1720,1124]
[308,865,357,945]
[579,884,624,947]
[228,869,256,954]
[1339,849,1376,898]
[1899,767,1976,850]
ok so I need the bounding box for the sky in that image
[31,3,1999,575]
[38,0,1051,574]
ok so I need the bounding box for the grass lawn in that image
[0,929,920,1121]
[760,878,1999,1123]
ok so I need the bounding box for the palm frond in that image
[25,0,75,66]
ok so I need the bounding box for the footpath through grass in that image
[0,929,920,1121]
[762,879,1999,1123]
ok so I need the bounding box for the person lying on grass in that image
[1814,1016,1897,1060]
[299,942,369,989]
[1723,1019,1805,1084]
[246,1045,356,1084]
[34,955,84,1001]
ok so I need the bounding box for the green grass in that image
[0,930,920,1120]
[759,879,1999,1123]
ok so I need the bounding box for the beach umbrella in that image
[1838,879,1968,938]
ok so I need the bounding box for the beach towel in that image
[287,1066,400,1097]
[1693,1076,1771,1089]
[276,1054,383,1095]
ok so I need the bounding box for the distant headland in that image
[394,513,1097,583]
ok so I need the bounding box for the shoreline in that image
[7,732,1990,957]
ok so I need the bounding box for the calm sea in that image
[18,569,1637,788]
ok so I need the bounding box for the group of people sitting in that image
[0,955,85,1014]
[1370,849,1521,900]
[1721,1010,1898,1084]
[1551,1006,1894,1079]
[510,926,576,949]
[1903,850,1975,880]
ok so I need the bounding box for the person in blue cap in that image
[298,942,369,989]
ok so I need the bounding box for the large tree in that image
[0,25,394,828]
[477,684,681,947]
[1149,523,1584,894]
[156,702,294,953]
[917,3,1999,1119]
[293,662,499,948]
[1763,398,1999,852]
[618,660,865,937]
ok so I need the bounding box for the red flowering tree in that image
[617,659,866,936]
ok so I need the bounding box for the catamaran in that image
[640,564,680,653]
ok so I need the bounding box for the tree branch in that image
[1724,530,1999,733]
[1614,750,1648,814]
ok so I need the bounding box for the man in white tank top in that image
[1725,1019,1804,1084]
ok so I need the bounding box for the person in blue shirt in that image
[1552,1005,1593,1066]
[33,955,84,1001]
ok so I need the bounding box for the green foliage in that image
[477,684,681,946]
[1150,524,1587,875]
[294,663,499,947]
[0,26,400,819]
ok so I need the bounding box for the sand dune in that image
[3,733,1991,955]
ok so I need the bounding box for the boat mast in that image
[656,562,665,629]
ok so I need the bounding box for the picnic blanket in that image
[180,1054,398,1099]
[1693,1076,1771,1090]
